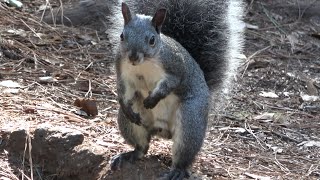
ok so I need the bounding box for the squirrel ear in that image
[121,2,132,25]
[152,8,167,34]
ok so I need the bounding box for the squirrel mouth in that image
[129,57,144,66]
[131,61,139,66]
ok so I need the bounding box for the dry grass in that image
[0,0,320,179]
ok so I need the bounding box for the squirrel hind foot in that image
[110,151,139,171]
[158,168,190,180]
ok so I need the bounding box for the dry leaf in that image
[253,113,275,121]
[3,88,19,94]
[0,80,21,88]
[39,76,56,83]
[300,94,319,102]
[259,91,279,98]
[298,141,320,148]
[244,172,271,180]
[23,108,36,114]
[74,98,98,116]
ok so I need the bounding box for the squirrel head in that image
[120,3,167,66]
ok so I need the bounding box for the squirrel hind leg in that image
[164,98,208,179]
[117,107,151,148]
[111,108,150,170]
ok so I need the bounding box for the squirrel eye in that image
[149,36,155,46]
[120,33,124,41]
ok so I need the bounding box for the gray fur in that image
[113,3,210,179]
[111,1,244,179]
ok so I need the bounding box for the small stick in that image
[20,19,42,39]
[27,130,34,180]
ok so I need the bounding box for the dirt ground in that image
[0,0,319,180]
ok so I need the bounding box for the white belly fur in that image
[120,59,180,135]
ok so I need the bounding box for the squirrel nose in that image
[128,51,144,65]
[129,53,139,62]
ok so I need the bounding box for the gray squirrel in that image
[44,0,244,179]
[42,0,244,179]
[110,1,245,179]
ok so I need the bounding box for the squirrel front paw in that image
[143,95,160,109]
